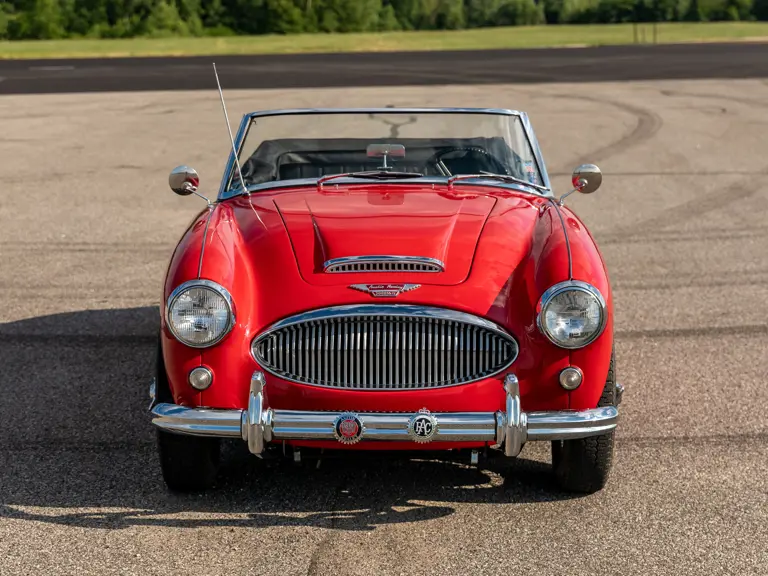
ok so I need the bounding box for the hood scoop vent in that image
[324,256,444,274]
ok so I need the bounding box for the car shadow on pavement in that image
[0,307,581,532]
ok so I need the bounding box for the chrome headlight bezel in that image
[166,279,235,348]
[536,280,607,349]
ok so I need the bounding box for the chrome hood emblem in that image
[349,283,421,298]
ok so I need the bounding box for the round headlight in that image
[167,280,234,348]
[537,281,606,349]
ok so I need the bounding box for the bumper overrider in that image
[150,372,621,457]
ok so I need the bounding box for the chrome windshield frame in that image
[216,108,553,200]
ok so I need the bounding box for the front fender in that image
[559,206,614,410]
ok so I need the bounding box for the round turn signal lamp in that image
[559,367,583,391]
[189,367,213,391]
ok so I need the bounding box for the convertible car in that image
[150,108,623,493]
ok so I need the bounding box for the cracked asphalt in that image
[1,78,767,575]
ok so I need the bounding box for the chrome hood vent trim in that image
[323,256,444,273]
[251,305,518,390]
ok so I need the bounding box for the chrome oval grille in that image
[252,305,518,390]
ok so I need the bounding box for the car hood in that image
[272,185,497,285]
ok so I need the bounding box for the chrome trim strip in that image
[520,111,552,191]
[218,112,252,197]
[535,280,607,349]
[323,255,445,273]
[247,107,524,119]
[256,305,512,341]
[150,371,619,451]
[197,206,215,278]
[547,198,573,279]
[165,279,236,349]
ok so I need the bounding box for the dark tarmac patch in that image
[1,42,767,95]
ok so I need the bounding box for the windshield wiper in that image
[318,171,424,187]
[447,172,549,193]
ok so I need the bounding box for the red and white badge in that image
[333,412,365,445]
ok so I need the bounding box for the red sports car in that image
[150,108,623,493]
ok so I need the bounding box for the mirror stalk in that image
[192,190,214,207]
[557,185,581,206]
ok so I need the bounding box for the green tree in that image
[724,0,753,18]
[683,0,706,18]
[559,0,600,22]
[0,5,8,40]
[754,0,768,18]
[496,0,546,24]
[16,0,66,38]
[220,0,266,34]
[387,0,424,29]
[596,0,636,22]
[264,0,305,33]
[465,0,502,26]
[411,0,465,29]
[308,0,382,32]
[541,0,565,22]
[438,0,466,27]
[8,0,768,39]
[143,1,190,36]
[378,3,402,29]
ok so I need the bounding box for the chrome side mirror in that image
[558,164,602,205]
[169,165,199,195]
[169,166,211,205]
[572,164,602,195]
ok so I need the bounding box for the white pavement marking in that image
[28,66,76,72]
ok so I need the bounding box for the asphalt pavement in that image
[0,42,768,94]
[0,54,767,575]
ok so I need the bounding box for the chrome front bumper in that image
[150,372,620,457]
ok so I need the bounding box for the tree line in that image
[1,0,766,40]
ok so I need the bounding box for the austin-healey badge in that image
[349,283,421,298]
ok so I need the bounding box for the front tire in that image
[157,430,220,492]
[551,351,617,494]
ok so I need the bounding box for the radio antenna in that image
[213,62,248,194]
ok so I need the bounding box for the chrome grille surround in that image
[251,305,518,390]
[323,256,444,273]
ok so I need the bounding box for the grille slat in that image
[253,308,518,390]
[344,321,350,387]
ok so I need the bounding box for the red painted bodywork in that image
[161,183,614,449]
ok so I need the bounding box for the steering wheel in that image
[424,146,511,177]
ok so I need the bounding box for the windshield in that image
[224,110,546,194]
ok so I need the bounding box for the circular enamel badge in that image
[333,412,364,445]
[408,408,438,444]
